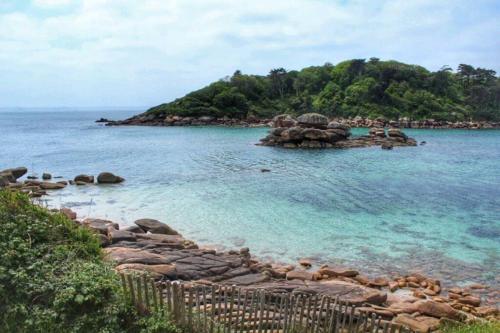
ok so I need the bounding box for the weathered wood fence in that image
[120,273,415,333]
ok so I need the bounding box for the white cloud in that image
[33,0,73,7]
[0,0,498,106]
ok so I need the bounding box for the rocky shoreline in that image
[99,114,500,129]
[259,113,418,149]
[63,212,500,331]
[1,166,499,331]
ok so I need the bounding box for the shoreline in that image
[70,210,500,329]
[99,115,500,130]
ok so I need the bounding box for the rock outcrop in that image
[259,114,417,149]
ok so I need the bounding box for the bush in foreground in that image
[0,190,178,333]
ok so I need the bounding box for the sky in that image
[0,0,499,108]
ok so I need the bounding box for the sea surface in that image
[1,109,499,287]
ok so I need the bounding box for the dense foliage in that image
[0,190,178,333]
[148,59,500,121]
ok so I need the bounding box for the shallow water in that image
[1,109,499,287]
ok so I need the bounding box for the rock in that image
[298,258,312,268]
[369,277,389,287]
[60,208,77,220]
[287,270,315,281]
[109,230,137,243]
[388,301,419,314]
[0,176,11,187]
[115,263,177,279]
[134,218,179,235]
[103,247,172,265]
[75,181,87,185]
[1,167,27,180]
[97,172,125,184]
[327,121,350,132]
[394,314,440,333]
[74,174,94,183]
[389,281,399,292]
[387,128,408,140]
[300,280,387,305]
[415,300,464,320]
[357,307,394,319]
[302,128,329,141]
[474,306,498,317]
[381,142,393,150]
[272,114,297,128]
[42,173,51,180]
[224,273,270,286]
[82,218,119,235]
[297,113,328,128]
[280,127,304,142]
[122,225,145,234]
[458,296,480,307]
[318,266,358,278]
[39,182,66,190]
[98,234,110,246]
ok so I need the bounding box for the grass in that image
[441,322,500,333]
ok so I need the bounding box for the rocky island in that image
[258,113,417,149]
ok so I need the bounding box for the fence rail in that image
[120,273,415,333]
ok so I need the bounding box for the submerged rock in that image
[74,174,94,183]
[97,172,125,184]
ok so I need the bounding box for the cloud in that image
[33,0,73,7]
[0,0,498,106]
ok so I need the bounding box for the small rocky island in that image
[258,113,417,149]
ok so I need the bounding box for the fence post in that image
[126,274,136,306]
[210,286,216,333]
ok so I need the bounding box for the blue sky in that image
[0,0,499,108]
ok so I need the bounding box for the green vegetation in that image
[0,190,178,333]
[441,321,500,333]
[148,59,500,121]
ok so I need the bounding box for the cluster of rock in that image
[103,114,270,128]
[101,112,499,129]
[0,167,125,198]
[259,113,417,149]
[333,116,500,129]
[55,206,498,332]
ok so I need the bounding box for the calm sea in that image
[1,109,499,287]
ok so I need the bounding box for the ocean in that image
[1,109,499,287]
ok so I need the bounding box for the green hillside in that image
[147,58,500,121]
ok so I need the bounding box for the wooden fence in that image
[120,273,415,333]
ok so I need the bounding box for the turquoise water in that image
[1,109,499,287]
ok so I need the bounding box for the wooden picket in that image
[120,273,415,333]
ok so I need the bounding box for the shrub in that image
[0,190,178,333]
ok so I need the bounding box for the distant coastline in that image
[100,114,500,129]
